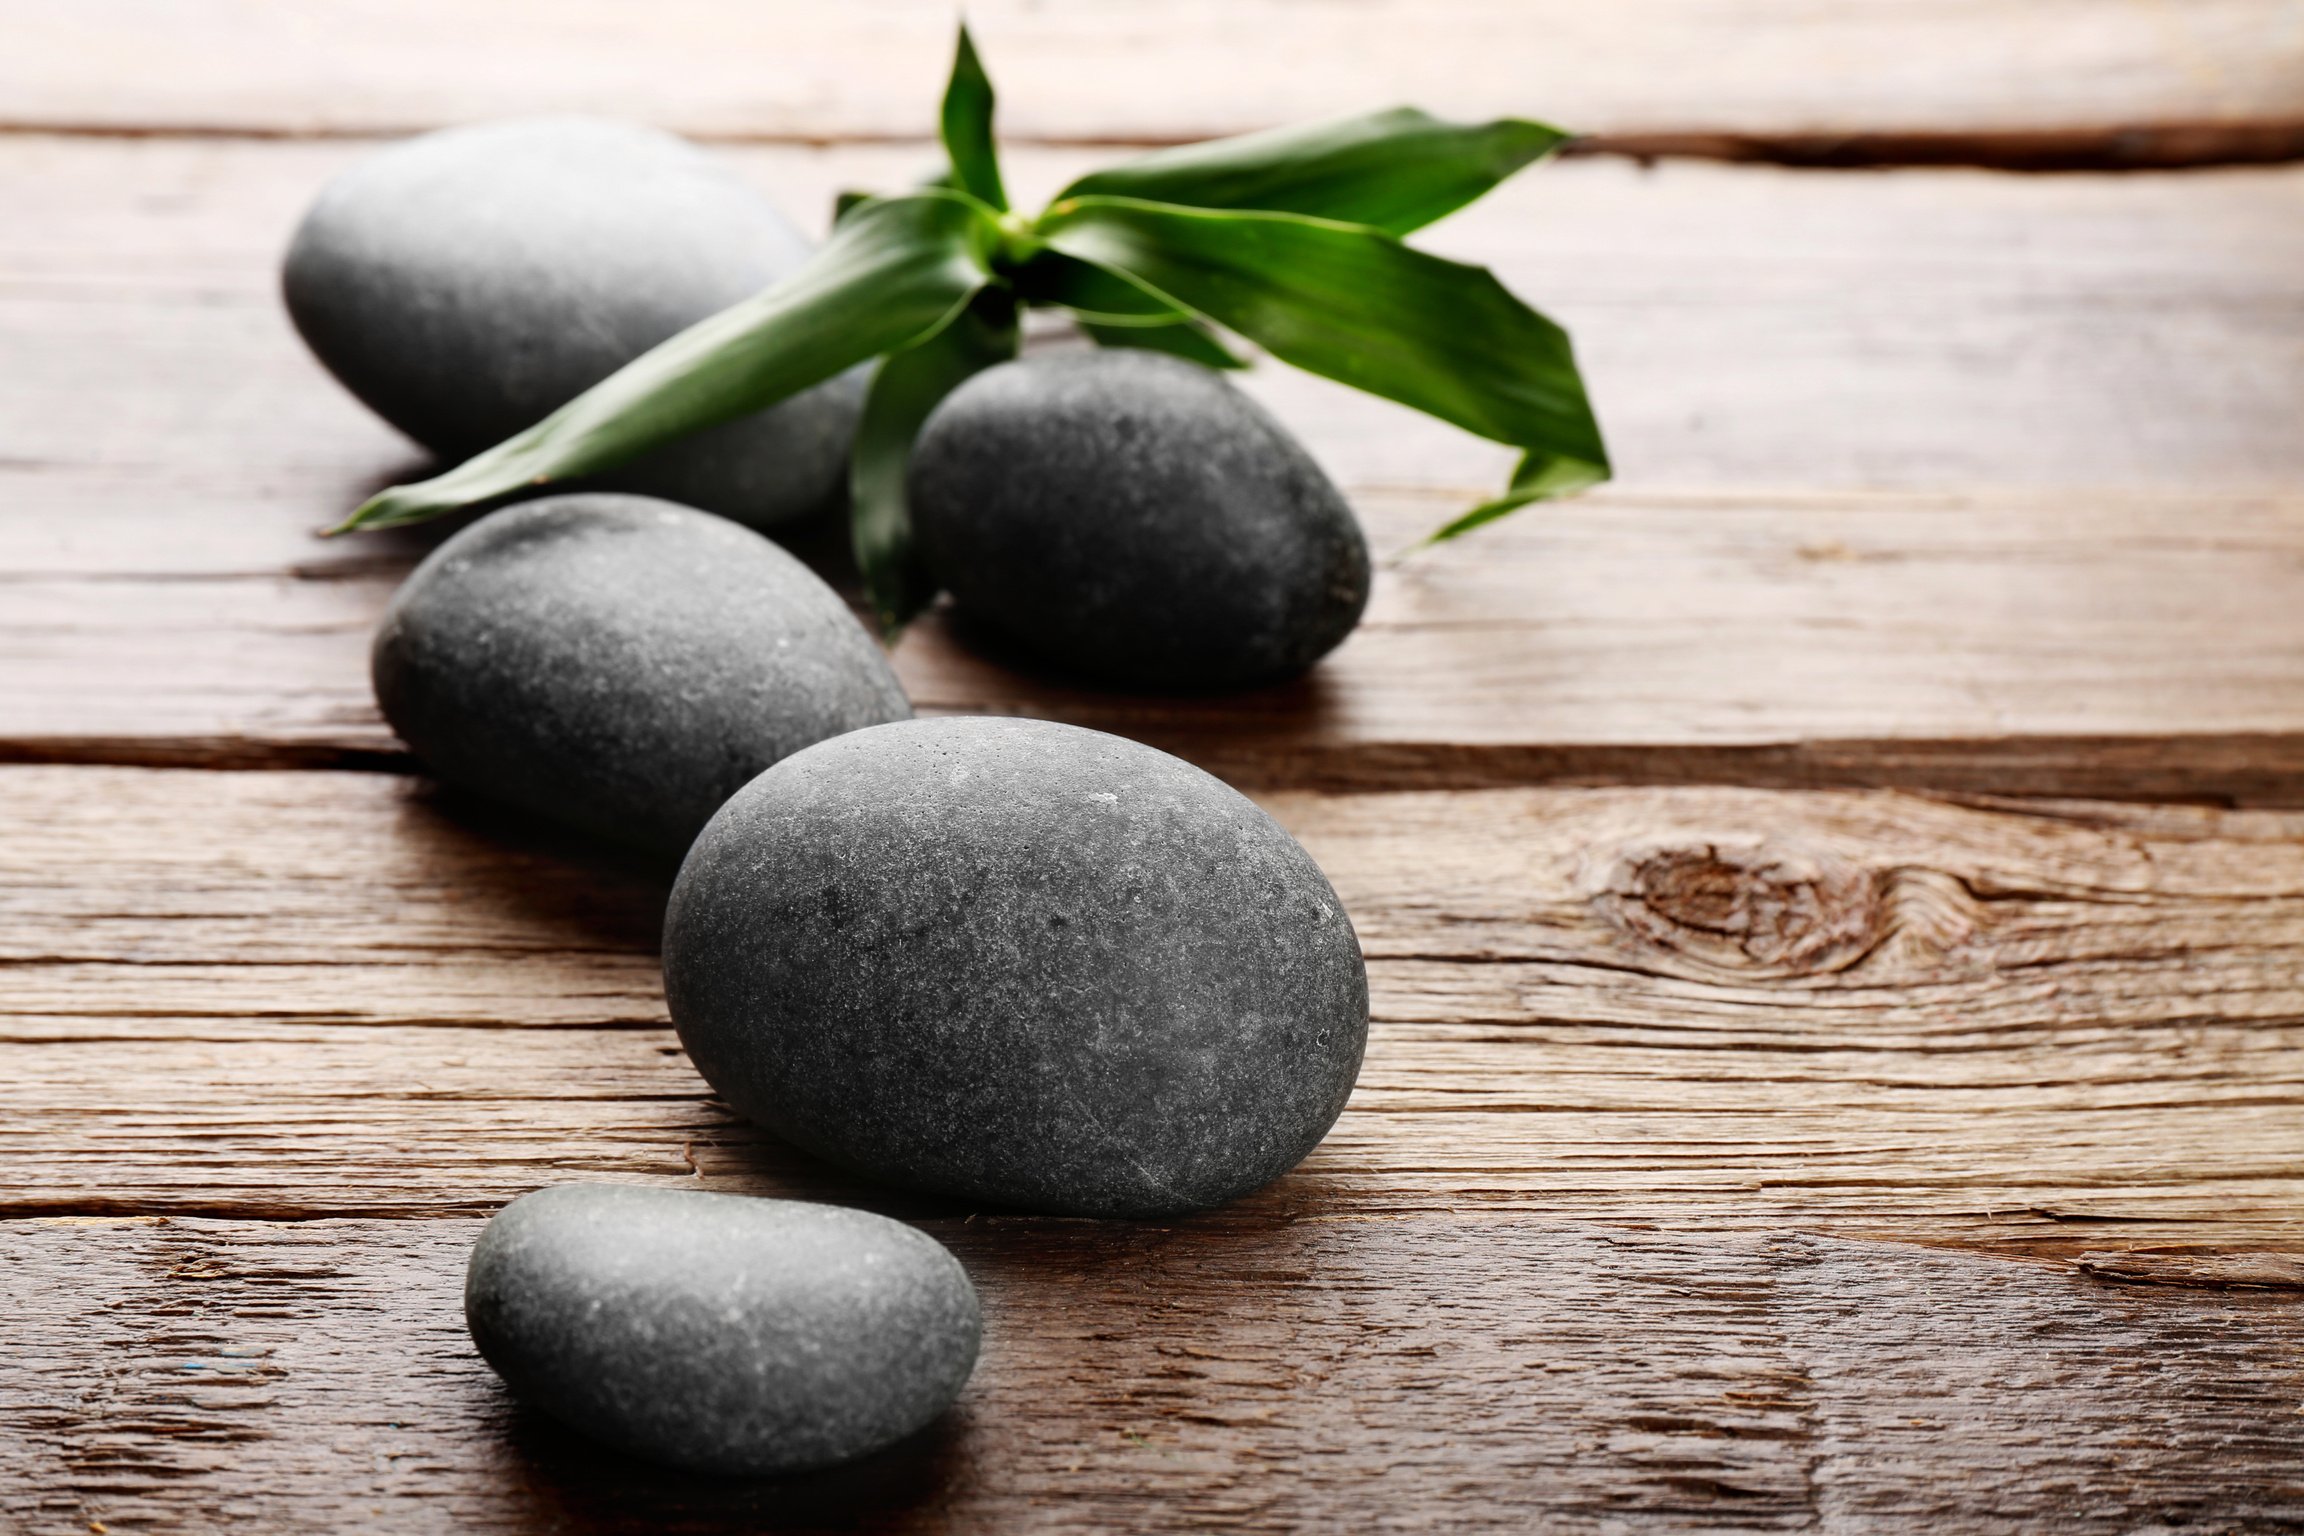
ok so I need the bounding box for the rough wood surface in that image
[8,765,2301,1249]
[9,1214,2304,1533]
[895,487,2304,798]
[11,20,2304,1525]
[9,136,2304,794]
[7,0,2303,170]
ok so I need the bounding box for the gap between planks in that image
[18,728,2304,807]
[12,120,2304,173]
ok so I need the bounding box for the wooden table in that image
[7,4,2304,1529]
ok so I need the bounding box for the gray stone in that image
[465,1184,981,1475]
[373,493,910,855]
[908,351,1371,690]
[284,116,862,531]
[663,716,1369,1216]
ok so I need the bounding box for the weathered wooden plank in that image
[6,0,2303,168]
[8,766,2303,1244]
[894,487,2304,798]
[11,12,2299,1528]
[6,1213,2303,1532]
[26,488,2304,797]
[8,136,2304,791]
[14,138,2304,547]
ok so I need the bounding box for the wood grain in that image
[9,135,2304,793]
[895,486,2304,799]
[8,765,2302,1247]
[8,1213,2304,1532]
[7,0,2303,169]
[13,8,2304,1527]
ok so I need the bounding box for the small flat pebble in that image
[465,1185,980,1475]
[664,716,1370,1216]
[909,350,1371,690]
[372,493,910,854]
[285,116,860,529]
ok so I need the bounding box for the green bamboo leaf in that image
[1006,247,1246,373]
[835,167,959,227]
[1418,449,1608,547]
[1079,317,1246,370]
[1038,196,1607,522]
[1056,109,1567,236]
[940,24,1008,212]
[1008,248,1246,369]
[1007,247,1190,324]
[337,192,1000,532]
[851,287,1020,635]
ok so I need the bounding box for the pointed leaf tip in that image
[940,21,1008,212]
[1057,108,1571,235]
[1038,197,1607,537]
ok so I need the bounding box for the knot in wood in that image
[1596,840,1886,978]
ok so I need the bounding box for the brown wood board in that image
[8,137,2304,794]
[8,765,2303,1246]
[8,15,2304,1522]
[6,0,2304,169]
[8,1214,2304,1532]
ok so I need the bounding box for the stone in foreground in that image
[284,116,860,529]
[373,494,910,855]
[664,716,1369,1216]
[909,351,1372,690]
[465,1185,980,1475]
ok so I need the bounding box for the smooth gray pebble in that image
[465,1185,980,1475]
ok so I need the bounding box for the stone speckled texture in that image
[663,716,1370,1216]
[464,1185,981,1476]
[908,351,1372,691]
[373,493,910,855]
[283,116,861,530]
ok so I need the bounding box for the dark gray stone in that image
[373,493,910,855]
[663,716,1369,1216]
[465,1184,981,1475]
[284,116,861,531]
[907,351,1371,691]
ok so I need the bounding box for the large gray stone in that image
[284,116,861,530]
[373,493,910,855]
[465,1185,981,1475]
[908,351,1371,690]
[663,716,1369,1216]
